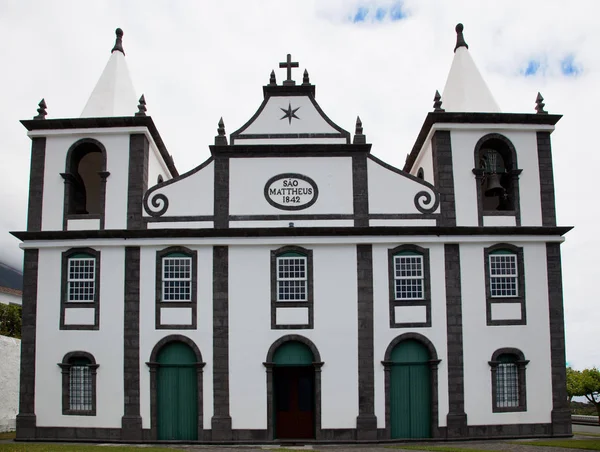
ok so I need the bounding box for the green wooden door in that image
[157,342,198,440]
[390,340,431,439]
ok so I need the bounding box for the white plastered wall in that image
[35,247,125,428]
[410,140,434,184]
[147,142,170,189]
[450,128,543,227]
[372,243,449,428]
[228,244,359,430]
[41,134,131,231]
[229,157,353,216]
[460,242,553,424]
[139,246,213,430]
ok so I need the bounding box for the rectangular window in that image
[489,254,518,297]
[277,256,307,301]
[67,257,96,302]
[496,362,519,408]
[393,255,424,300]
[69,365,92,411]
[162,257,192,301]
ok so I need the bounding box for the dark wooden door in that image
[274,366,314,439]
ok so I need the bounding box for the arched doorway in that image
[272,341,315,439]
[155,341,200,440]
[389,339,432,439]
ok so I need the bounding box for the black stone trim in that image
[230,89,350,144]
[60,248,100,330]
[473,133,522,227]
[127,134,149,229]
[489,348,529,413]
[21,116,178,177]
[58,351,99,416]
[143,157,214,218]
[356,245,377,439]
[353,155,369,227]
[145,215,214,223]
[155,246,198,329]
[546,242,572,435]
[62,138,108,231]
[231,214,354,221]
[484,243,526,326]
[388,244,431,328]
[264,335,324,440]
[403,112,562,173]
[12,225,573,242]
[537,132,557,227]
[382,333,442,439]
[214,158,229,229]
[16,249,39,440]
[271,245,313,329]
[210,143,371,157]
[432,131,456,226]
[367,154,440,214]
[147,335,205,441]
[122,247,142,440]
[27,137,46,232]
[212,246,232,439]
[444,244,467,437]
[264,173,319,211]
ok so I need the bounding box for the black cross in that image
[279,54,299,85]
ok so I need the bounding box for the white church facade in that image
[12,25,572,442]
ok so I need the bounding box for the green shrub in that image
[0,303,22,339]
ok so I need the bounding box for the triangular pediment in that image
[231,86,350,145]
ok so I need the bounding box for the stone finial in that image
[433,90,445,112]
[269,70,277,86]
[111,28,125,55]
[454,23,469,52]
[353,116,366,144]
[535,92,548,114]
[135,94,147,116]
[302,69,310,85]
[215,117,228,145]
[33,98,47,120]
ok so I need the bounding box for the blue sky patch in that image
[350,2,407,23]
[523,60,540,76]
[561,55,581,76]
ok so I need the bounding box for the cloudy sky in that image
[0,1,597,369]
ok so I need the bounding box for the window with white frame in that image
[393,253,424,300]
[277,253,307,301]
[495,355,519,408]
[162,254,192,301]
[67,255,96,302]
[489,252,518,297]
[69,358,93,411]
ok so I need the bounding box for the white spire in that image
[80,29,138,118]
[441,24,501,113]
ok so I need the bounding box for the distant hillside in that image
[0,262,23,291]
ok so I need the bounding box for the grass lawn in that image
[387,446,500,452]
[515,439,600,450]
[0,445,176,452]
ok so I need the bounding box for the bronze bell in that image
[484,173,504,197]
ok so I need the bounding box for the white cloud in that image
[0,0,598,367]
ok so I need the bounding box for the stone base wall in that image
[0,335,20,432]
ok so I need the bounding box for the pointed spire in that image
[433,90,445,112]
[269,70,277,86]
[111,28,125,55]
[135,94,147,116]
[302,69,310,85]
[33,98,47,120]
[215,117,228,145]
[454,23,468,52]
[535,92,547,114]
[353,116,366,144]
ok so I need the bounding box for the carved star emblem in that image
[280,102,301,124]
